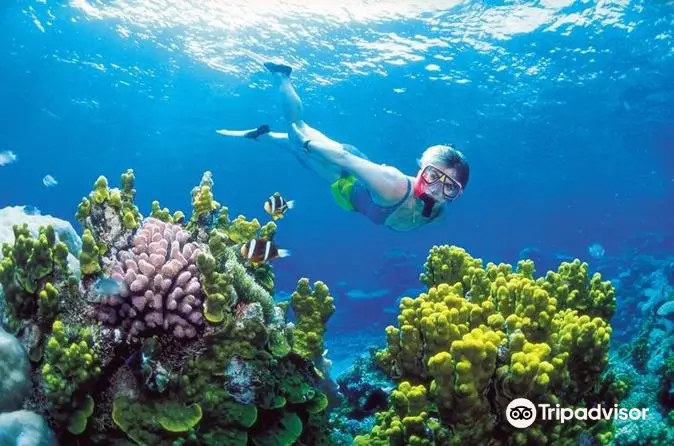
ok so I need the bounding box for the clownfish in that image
[241,239,291,265]
[264,193,295,220]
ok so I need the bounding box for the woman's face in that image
[415,164,463,202]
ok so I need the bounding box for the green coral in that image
[219,241,276,321]
[78,169,142,241]
[539,258,616,320]
[112,396,168,445]
[197,252,234,324]
[90,175,110,204]
[214,206,231,229]
[253,264,275,293]
[119,169,142,229]
[75,197,91,223]
[108,189,122,209]
[228,215,261,244]
[250,411,302,446]
[37,281,60,323]
[259,221,277,241]
[193,185,219,216]
[150,200,184,224]
[187,171,221,231]
[355,381,449,446]
[79,228,101,276]
[121,168,136,201]
[68,394,95,435]
[290,278,335,362]
[155,401,203,432]
[177,301,329,446]
[123,211,138,230]
[197,393,258,445]
[363,245,617,445]
[0,224,71,326]
[41,320,101,434]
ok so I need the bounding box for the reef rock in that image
[0,410,56,446]
[0,326,30,413]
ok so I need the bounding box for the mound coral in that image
[94,218,204,339]
[356,245,618,446]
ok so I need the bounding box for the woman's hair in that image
[420,144,470,188]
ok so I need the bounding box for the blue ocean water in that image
[0,0,673,377]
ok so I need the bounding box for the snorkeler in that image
[216,63,470,232]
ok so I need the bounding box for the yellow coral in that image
[355,381,437,445]
[290,278,335,362]
[108,190,122,209]
[371,244,616,445]
[122,211,137,230]
[91,176,109,204]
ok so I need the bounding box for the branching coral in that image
[95,218,204,339]
[0,222,75,352]
[41,320,100,434]
[290,278,335,363]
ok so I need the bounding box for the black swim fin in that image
[244,124,271,140]
[263,62,292,77]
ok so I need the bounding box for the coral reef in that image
[609,254,674,445]
[4,169,665,446]
[329,349,395,444]
[355,245,618,445]
[0,169,334,445]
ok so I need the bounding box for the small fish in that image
[588,242,605,259]
[264,192,295,220]
[94,277,127,296]
[42,174,58,187]
[0,150,17,166]
[240,239,290,266]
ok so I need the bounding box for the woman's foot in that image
[263,62,292,77]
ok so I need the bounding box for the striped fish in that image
[264,192,295,220]
[241,238,291,265]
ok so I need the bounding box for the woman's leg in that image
[264,63,343,152]
[216,63,357,184]
[216,124,344,183]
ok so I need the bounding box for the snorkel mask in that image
[414,164,464,217]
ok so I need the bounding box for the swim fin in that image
[244,124,270,139]
[264,62,292,77]
[215,125,270,140]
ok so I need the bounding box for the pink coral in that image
[96,218,204,339]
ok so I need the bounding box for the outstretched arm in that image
[302,135,409,205]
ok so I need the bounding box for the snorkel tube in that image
[413,180,436,218]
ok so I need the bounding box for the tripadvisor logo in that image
[505,398,649,429]
[506,398,537,428]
